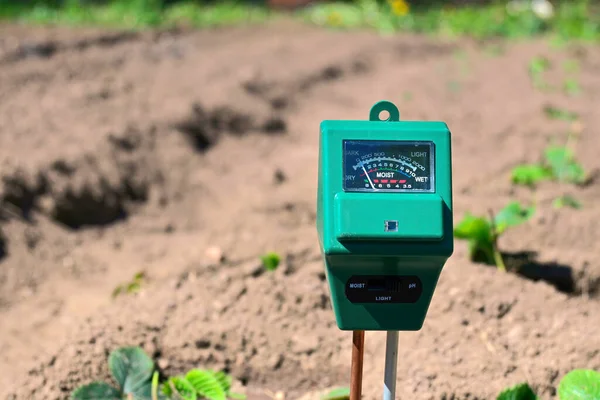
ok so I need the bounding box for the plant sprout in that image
[528,56,551,89]
[564,78,582,96]
[112,271,146,298]
[511,143,586,187]
[454,202,535,272]
[261,252,281,271]
[553,195,582,209]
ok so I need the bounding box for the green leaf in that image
[162,377,197,400]
[454,214,496,265]
[511,164,553,187]
[528,56,551,89]
[558,369,600,400]
[544,146,586,184]
[545,146,572,170]
[553,195,582,209]
[212,370,232,393]
[468,239,496,266]
[70,382,121,400]
[185,369,227,400]
[321,387,351,400]
[261,252,281,271]
[454,214,492,242]
[126,281,141,294]
[564,78,582,96]
[108,347,154,396]
[494,202,535,234]
[496,382,537,400]
[229,393,247,400]
[131,383,153,400]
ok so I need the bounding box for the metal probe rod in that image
[350,330,365,400]
[383,331,399,400]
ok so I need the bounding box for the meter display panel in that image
[343,140,434,192]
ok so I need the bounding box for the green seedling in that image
[71,347,154,400]
[511,164,554,187]
[528,56,551,90]
[511,144,586,187]
[112,271,146,298]
[72,346,245,400]
[260,252,280,271]
[321,387,350,400]
[553,195,582,209]
[543,105,579,121]
[564,78,582,96]
[496,369,600,400]
[545,145,586,184]
[454,202,535,272]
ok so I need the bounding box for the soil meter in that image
[316,101,453,400]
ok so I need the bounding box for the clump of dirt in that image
[175,103,287,152]
[241,60,370,113]
[1,125,159,229]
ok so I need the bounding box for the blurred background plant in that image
[1,0,598,41]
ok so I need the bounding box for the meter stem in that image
[350,330,365,400]
[383,331,399,400]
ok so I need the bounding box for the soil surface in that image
[1,19,599,400]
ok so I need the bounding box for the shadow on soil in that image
[502,251,584,295]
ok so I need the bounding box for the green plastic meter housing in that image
[316,101,453,331]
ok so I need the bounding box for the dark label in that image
[345,275,423,303]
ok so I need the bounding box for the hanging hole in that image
[369,101,400,122]
[379,110,390,121]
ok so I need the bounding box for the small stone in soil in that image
[205,246,225,263]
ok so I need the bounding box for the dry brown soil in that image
[0,19,599,400]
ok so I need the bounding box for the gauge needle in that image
[361,163,377,191]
